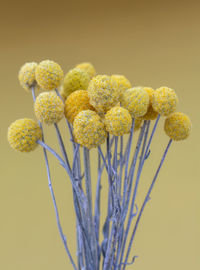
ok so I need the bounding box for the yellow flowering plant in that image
[8,60,192,270]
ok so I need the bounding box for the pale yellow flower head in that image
[8,118,42,152]
[164,112,191,141]
[63,68,90,98]
[120,87,149,118]
[35,60,64,90]
[65,90,95,123]
[75,62,96,79]
[152,86,178,116]
[34,92,64,125]
[73,110,107,149]
[104,106,132,136]
[88,75,120,114]
[142,87,159,120]
[18,62,37,91]
[111,74,131,99]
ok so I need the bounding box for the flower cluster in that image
[8,60,192,270]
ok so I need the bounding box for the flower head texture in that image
[65,90,95,123]
[88,75,120,114]
[35,60,64,90]
[18,62,38,91]
[104,106,132,136]
[34,92,64,125]
[75,62,96,79]
[120,87,149,118]
[63,68,90,98]
[164,112,191,141]
[142,87,159,120]
[152,86,178,116]
[111,74,131,98]
[8,118,42,152]
[73,110,107,149]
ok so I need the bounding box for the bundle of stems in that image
[32,87,172,270]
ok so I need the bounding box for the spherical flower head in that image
[75,62,96,79]
[18,62,37,91]
[73,110,107,149]
[152,86,178,116]
[65,90,95,123]
[35,60,64,90]
[142,87,159,120]
[120,87,149,118]
[8,118,42,152]
[88,75,120,114]
[164,112,191,141]
[111,74,131,99]
[34,92,64,125]
[104,106,132,136]
[63,68,90,98]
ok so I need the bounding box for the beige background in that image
[1,0,200,269]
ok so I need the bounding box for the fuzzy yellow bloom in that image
[65,90,95,123]
[35,60,64,90]
[73,110,107,149]
[8,118,42,152]
[104,106,132,136]
[76,62,96,79]
[63,68,90,98]
[18,62,38,91]
[164,112,191,141]
[142,87,158,120]
[152,86,178,116]
[111,74,131,98]
[88,75,120,114]
[120,87,149,118]
[34,92,64,125]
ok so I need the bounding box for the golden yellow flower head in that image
[65,90,95,123]
[142,87,159,120]
[34,92,64,125]
[18,62,38,91]
[73,110,107,149]
[152,86,178,116]
[164,112,191,141]
[120,87,149,118]
[35,60,64,90]
[75,62,96,79]
[63,68,90,98]
[88,75,120,114]
[111,74,131,98]
[104,106,132,136]
[8,118,42,152]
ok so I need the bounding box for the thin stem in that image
[122,139,172,269]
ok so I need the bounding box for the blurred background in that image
[1,0,200,269]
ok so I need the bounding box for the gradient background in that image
[1,0,200,269]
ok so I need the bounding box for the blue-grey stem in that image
[31,88,77,270]
[122,139,172,269]
[138,120,150,168]
[83,147,98,270]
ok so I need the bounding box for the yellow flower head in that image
[75,62,96,79]
[73,110,107,149]
[120,87,149,118]
[111,74,131,99]
[152,86,178,116]
[104,106,132,136]
[35,60,64,90]
[63,68,90,98]
[88,75,120,114]
[142,87,159,120]
[164,112,191,141]
[8,118,42,152]
[34,92,64,125]
[65,90,95,123]
[18,62,38,91]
